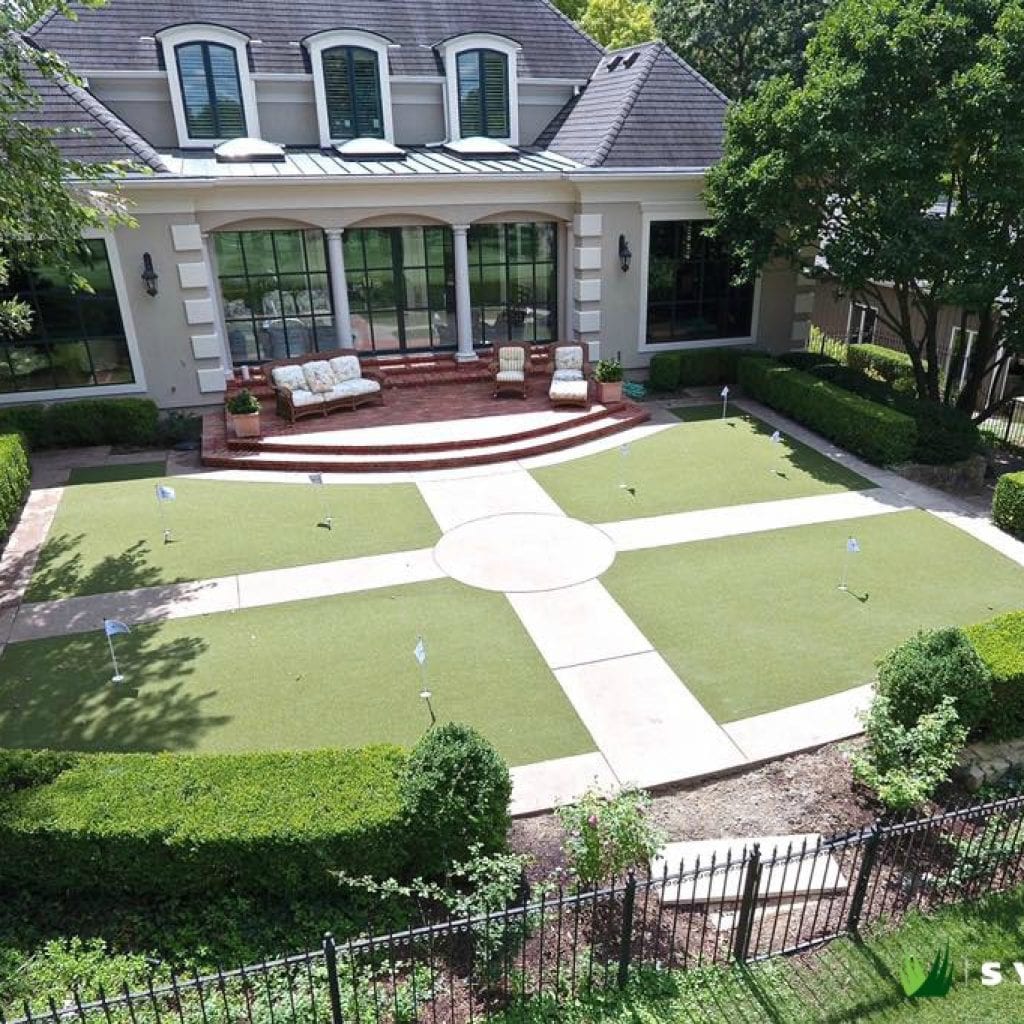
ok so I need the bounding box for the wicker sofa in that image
[263,350,385,424]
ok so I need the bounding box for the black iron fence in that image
[6,793,1024,1024]
[981,397,1024,449]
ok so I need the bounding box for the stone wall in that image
[895,454,987,495]
[955,737,1024,792]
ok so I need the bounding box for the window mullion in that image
[201,43,219,138]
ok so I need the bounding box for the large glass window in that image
[322,46,384,140]
[456,50,509,138]
[214,230,332,364]
[646,221,753,344]
[0,240,133,393]
[175,41,247,140]
[467,222,557,345]
[345,227,455,353]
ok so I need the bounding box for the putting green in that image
[0,579,595,766]
[602,509,1024,723]
[27,475,441,601]
[531,406,871,523]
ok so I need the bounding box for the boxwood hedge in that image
[0,747,409,898]
[0,433,30,542]
[847,343,916,385]
[737,357,917,465]
[993,472,1024,539]
[0,398,159,450]
[648,347,754,392]
[967,611,1024,741]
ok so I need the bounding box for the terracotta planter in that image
[595,380,623,404]
[230,411,261,438]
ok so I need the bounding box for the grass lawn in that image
[0,578,594,767]
[26,470,441,601]
[531,406,871,523]
[602,509,1024,723]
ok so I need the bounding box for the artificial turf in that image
[531,406,871,523]
[602,509,1024,723]
[26,475,441,601]
[0,578,595,767]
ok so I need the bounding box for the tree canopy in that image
[579,0,657,49]
[704,0,1024,418]
[0,0,130,338]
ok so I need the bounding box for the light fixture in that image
[141,253,159,296]
[618,234,632,273]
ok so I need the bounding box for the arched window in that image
[456,49,509,139]
[174,41,247,140]
[322,46,384,140]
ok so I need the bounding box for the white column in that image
[325,228,353,349]
[200,232,233,375]
[451,224,478,362]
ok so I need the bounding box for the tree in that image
[655,0,831,100]
[0,0,130,338]
[704,0,1024,420]
[579,0,657,49]
[551,0,589,19]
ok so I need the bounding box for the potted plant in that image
[593,358,624,404]
[226,388,261,438]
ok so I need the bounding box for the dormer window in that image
[306,31,395,148]
[158,25,259,148]
[438,34,520,145]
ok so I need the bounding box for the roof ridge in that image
[659,40,731,105]
[588,40,664,167]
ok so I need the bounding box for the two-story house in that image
[5,0,802,410]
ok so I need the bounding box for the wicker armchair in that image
[490,343,530,399]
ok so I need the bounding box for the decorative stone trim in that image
[171,224,203,252]
[184,298,215,325]
[895,454,987,495]
[177,261,208,290]
[191,333,222,360]
[955,738,1024,792]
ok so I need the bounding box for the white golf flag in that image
[847,537,861,553]
[309,473,324,486]
[413,637,427,666]
[619,443,630,457]
[770,430,782,443]
[155,484,176,502]
[721,385,730,398]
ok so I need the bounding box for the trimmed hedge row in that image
[0,398,159,450]
[847,343,916,386]
[0,747,410,898]
[737,356,917,465]
[993,472,1024,539]
[648,346,753,392]
[967,611,1024,741]
[0,434,30,541]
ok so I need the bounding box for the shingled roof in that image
[29,0,603,79]
[18,64,170,172]
[541,41,728,169]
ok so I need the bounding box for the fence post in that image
[731,844,762,964]
[616,871,638,989]
[846,825,883,934]
[322,932,345,1024]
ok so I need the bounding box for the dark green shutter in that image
[456,51,483,136]
[175,41,247,140]
[323,46,384,140]
[481,51,509,137]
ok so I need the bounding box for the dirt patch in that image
[511,740,879,883]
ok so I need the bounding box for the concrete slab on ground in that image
[418,470,565,532]
[510,751,619,816]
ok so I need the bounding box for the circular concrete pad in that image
[434,513,616,593]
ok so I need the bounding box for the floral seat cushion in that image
[552,368,584,382]
[302,360,336,394]
[329,355,361,382]
[330,378,380,400]
[271,365,307,392]
[290,389,325,408]
[554,346,584,372]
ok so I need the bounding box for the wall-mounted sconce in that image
[618,234,632,273]
[141,252,159,296]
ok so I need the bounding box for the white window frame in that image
[305,30,395,149]
[636,208,761,353]
[438,33,520,145]
[846,301,878,345]
[947,325,979,395]
[0,230,147,406]
[158,25,260,149]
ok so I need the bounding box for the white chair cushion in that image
[498,347,525,373]
[549,379,588,400]
[554,346,584,371]
[271,365,307,392]
[330,378,380,399]
[496,370,525,383]
[302,360,335,394]
[329,355,361,382]
[290,389,325,408]
[552,368,584,382]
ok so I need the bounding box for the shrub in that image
[966,611,1024,740]
[847,343,916,385]
[852,695,967,810]
[737,357,917,464]
[0,433,30,541]
[648,352,682,392]
[399,723,512,877]
[807,326,848,364]
[593,359,623,383]
[993,472,1024,538]
[876,628,993,735]
[226,389,260,415]
[0,747,409,898]
[0,398,159,450]
[678,346,753,387]
[779,350,841,373]
[556,787,664,887]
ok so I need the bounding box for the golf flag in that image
[770,430,782,443]
[155,484,176,502]
[847,537,861,554]
[309,473,323,486]
[619,443,630,457]
[721,385,730,398]
[414,636,427,666]
[104,619,130,637]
